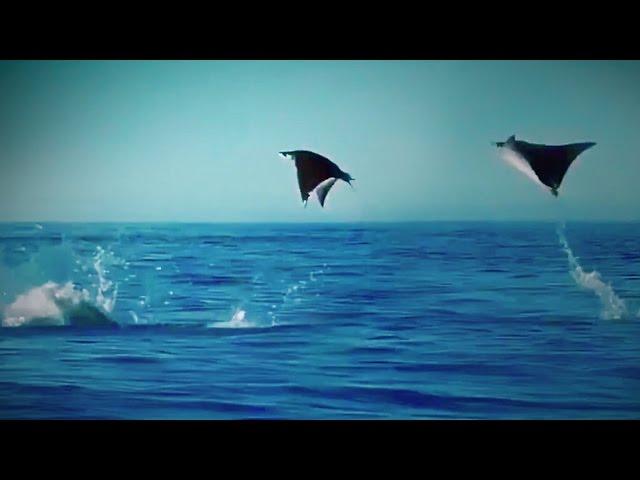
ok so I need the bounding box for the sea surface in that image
[1,222,639,419]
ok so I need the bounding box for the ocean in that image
[1,222,639,419]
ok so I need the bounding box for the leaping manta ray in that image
[279,150,354,207]
[494,135,596,197]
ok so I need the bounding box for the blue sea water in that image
[1,222,639,419]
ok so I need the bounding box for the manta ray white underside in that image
[302,177,338,207]
[313,177,337,207]
[498,146,548,192]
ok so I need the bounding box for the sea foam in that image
[557,224,628,320]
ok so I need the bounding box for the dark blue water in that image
[1,222,639,419]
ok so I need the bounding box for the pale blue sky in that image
[1,60,638,222]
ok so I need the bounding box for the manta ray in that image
[494,135,596,196]
[279,150,354,207]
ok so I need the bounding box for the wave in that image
[557,224,628,320]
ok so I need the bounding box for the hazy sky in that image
[1,60,639,222]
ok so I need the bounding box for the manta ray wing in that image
[295,154,334,204]
[315,177,338,207]
[518,142,596,192]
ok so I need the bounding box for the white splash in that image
[557,224,628,320]
[2,245,120,327]
[93,246,118,313]
[2,281,90,327]
[207,266,329,329]
[207,308,257,329]
[309,268,324,282]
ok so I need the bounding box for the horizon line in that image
[1,219,639,225]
